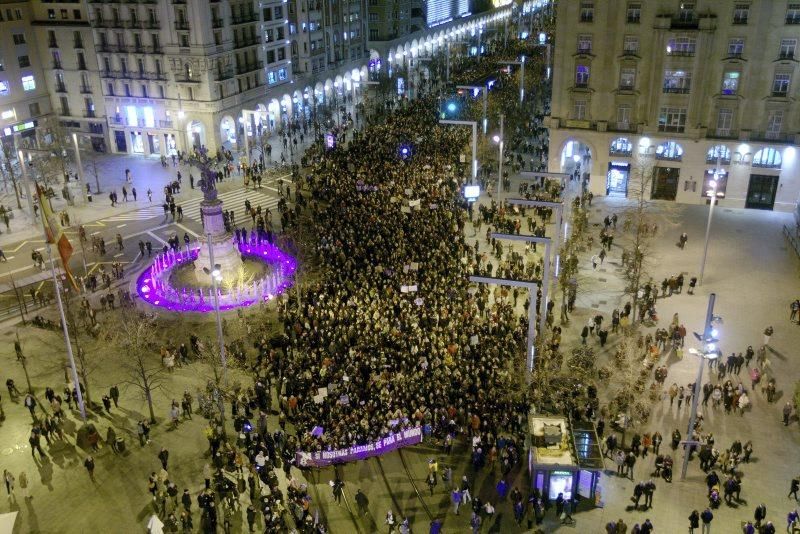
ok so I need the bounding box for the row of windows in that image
[0,102,40,123]
[576,64,794,97]
[579,2,800,26]
[0,75,36,96]
[47,8,82,21]
[608,137,784,169]
[0,8,24,22]
[572,101,785,141]
[577,33,796,60]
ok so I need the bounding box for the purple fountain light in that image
[136,240,297,313]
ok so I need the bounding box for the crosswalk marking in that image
[100,188,280,223]
[180,189,280,223]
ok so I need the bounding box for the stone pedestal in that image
[194,198,243,281]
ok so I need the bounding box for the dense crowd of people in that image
[278,94,527,452]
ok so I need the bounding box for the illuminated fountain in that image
[136,151,297,312]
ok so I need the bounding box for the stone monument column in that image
[193,160,243,282]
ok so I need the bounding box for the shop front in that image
[606,161,630,197]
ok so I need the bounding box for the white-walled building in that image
[547,0,800,211]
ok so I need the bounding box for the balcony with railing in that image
[666,49,695,57]
[85,110,96,118]
[212,18,224,28]
[53,60,63,69]
[788,14,800,24]
[214,69,235,81]
[750,131,794,143]
[61,107,71,117]
[778,51,795,60]
[771,90,789,98]
[174,20,190,30]
[78,61,88,70]
[669,15,699,29]
[233,36,262,49]
[235,61,264,75]
[231,12,260,24]
[708,129,738,140]
[55,83,67,93]
[618,84,635,92]
[80,85,92,93]
[142,20,160,29]
[663,86,690,94]
[608,122,636,133]
[171,0,186,3]
[175,74,202,83]
[724,52,743,60]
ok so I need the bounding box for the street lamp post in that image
[492,114,505,196]
[699,154,723,285]
[680,293,720,480]
[439,119,478,183]
[17,150,35,219]
[456,85,488,134]
[71,133,88,203]
[205,233,228,387]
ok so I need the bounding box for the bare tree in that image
[616,157,676,324]
[32,118,73,186]
[0,142,23,209]
[102,309,166,424]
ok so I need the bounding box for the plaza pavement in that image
[1,129,800,533]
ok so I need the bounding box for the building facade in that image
[3,0,510,158]
[28,0,293,156]
[547,0,800,211]
[0,0,54,154]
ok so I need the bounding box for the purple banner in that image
[295,427,423,467]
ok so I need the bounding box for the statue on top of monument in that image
[191,146,219,202]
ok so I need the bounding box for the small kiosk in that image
[528,415,604,505]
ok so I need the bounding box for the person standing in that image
[246,504,256,532]
[109,385,120,408]
[700,508,713,533]
[3,470,14,501]
[158,447,169,470]
[84,455,95,481]
[789,477,799,500]
[784,402,793,426]
[754,503,767,528]
[688,510,700,533]
[355,488,369,516]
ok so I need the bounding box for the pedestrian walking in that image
[355,488,369,516]
[84,455,95,481]
[158,447,169,470]
[688,509,700,533]
[3,470,14,501]
[789,477,799,499]
[700,508,713,533]
[451,488,463,515]
[109,385,120,407]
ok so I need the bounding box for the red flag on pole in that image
[36,184,78,290]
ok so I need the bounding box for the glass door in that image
[746,174,779,210]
